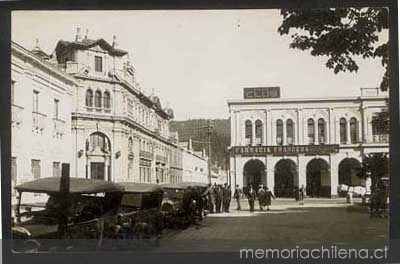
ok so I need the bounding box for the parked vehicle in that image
[110,182,164,249]
[12,177,124,252]
[161,182,208,228]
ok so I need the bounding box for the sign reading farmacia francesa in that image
[231,145,340,155]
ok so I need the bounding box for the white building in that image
[179,139,209,183]
[11,41,78,201]
[11,30,211,193]
[228,87,389,197]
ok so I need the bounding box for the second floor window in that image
[95,90,102,108]
[95,56,103,72]
[31,159,41,180]
[276,119,283,145]
[104,91,111,109]
[340,118,347,144]
[307,119,315,144]
[86,89,93,107]
[286,119,294,145]
[318,118,326,144]
[33,90,39,112]
[245,120,252,145]
[255,120,263,144]
[54,99,59,119]
[350,117,358,143]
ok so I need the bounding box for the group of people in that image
[203,183,232,213]
[238,184,276,212]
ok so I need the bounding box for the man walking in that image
[224,184,232,212]
[215,185,223,213]
[264,186,275,211]
[257,184,266,211]
[299,184,306,205]
[247,185,257,212]
[234,185,242,210]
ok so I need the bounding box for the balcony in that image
[244,138,252,146]
[156,155,168,163]
[370,134,389,144]
[12,104,24,126]
[139,150,153,160]
[53,118,65,136]
[255,137,262,146]
[32,111,46,131]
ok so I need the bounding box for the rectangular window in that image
[94,56,103,72]
[53,162,61,177]
[33,90,39,112]
[31,159,41,180]
[54,99,59,119]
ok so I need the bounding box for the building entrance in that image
[306,158,331,197]
[243,159,265,189]
[274,159,297,197]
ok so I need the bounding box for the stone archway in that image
[86,132,112,181]
[306,158,331,197]
[243,159,266,189]
[339,158,362,186]
[274,159,297,197]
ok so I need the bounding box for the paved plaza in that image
[157,198,388,252]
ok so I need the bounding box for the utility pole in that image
[206,120,213,184]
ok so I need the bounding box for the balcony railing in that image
[32,111,46,131]
[370,134,389,144]
[53,118,65,136]
[139,150,153,160]
[244,138,252,146]
[156,155,168,163]
[12,104,24,125]
[255,137,262,145]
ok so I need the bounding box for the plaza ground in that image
[156,198,388,252]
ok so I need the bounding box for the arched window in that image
[340,118,347,144]
[307,119,315,144]
[286,119,294,145]
[245,120,252,145]
[128,137,133,152]
[255,120,263,145]
[94,90,102,108]
[85,89,93,107]
[103,91,111,109]
[276,119,283,145]
[350,117,358,143]
[89,132,110,151]
[318,118,326,144]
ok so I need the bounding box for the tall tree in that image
[278,8,389,91]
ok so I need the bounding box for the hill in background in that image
[170,119,230,170]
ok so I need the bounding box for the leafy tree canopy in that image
[278,8,389,91]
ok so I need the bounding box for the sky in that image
[11,10,388,120]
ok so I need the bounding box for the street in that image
[156,198,388,252]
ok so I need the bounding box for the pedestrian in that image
[222,183,228,212]
[299,184,306,205]
[234,185,242,210]
[215,185,223,213]
[225,185,232,212]
[257,184,266,211]
[182,186,195,224]
[247,185,256,212]
[264,186,275,211]
[204,183,214,213]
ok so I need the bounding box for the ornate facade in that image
[228,87,389,197]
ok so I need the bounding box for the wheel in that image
[22,239,40,253]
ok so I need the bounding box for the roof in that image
[161,182,208,190]
[15,177,124,194]
[55,38,128,57]
[117,182,163,193]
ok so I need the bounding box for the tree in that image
[360,152,389,185]
[278,8,389,91]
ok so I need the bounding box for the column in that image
[297,154,307,188]
[104,160,109,181]
[271,118,275,145]
[266,109,272,145]
[231,110,236,146]
[361,106,367,143]
[297,109,303,145]
[346,119,351,144]
[357,119,362,143]
[283,122,287,145]
[330,154,339,198]
[314,118,318,144]
[251,121,256,146]
[266,156,274,190]
[328,108,333,144]
[263,111,267,145]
